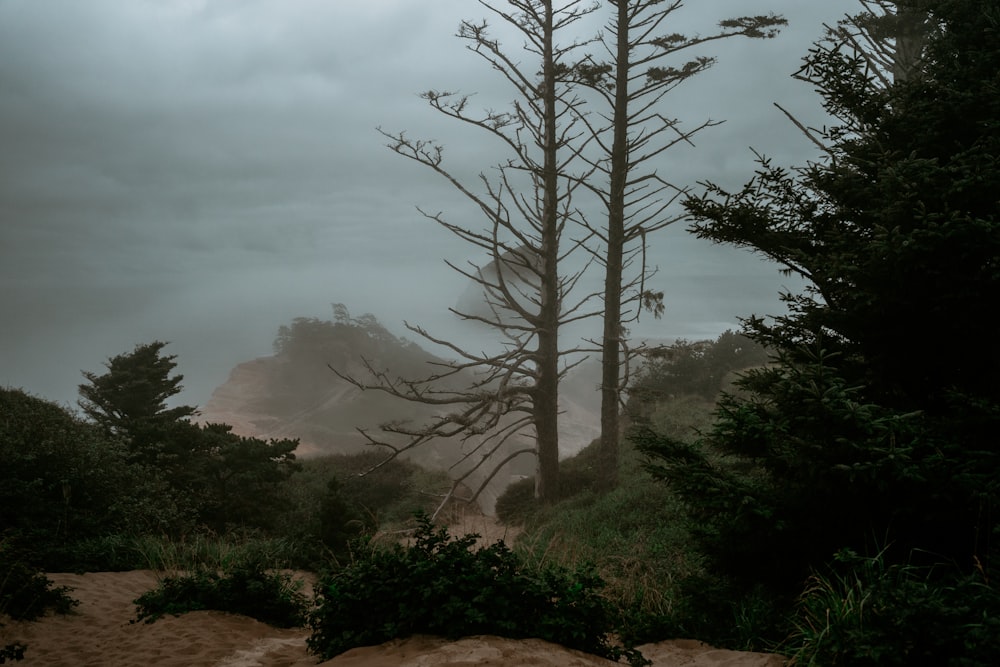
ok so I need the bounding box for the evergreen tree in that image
[643,0,1000,593]
[78,341,197,460]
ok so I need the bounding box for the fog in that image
[0,0,853,409]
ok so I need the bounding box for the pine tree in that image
[644,0,1000,591]
[78,341,197,458]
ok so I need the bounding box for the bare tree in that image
[569,1,785,488]
[335,0,599,510]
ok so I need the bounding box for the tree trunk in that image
[534,0,561,505]
[596,1,631,491]
[892,3,926,82]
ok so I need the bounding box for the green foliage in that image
[333,451,443,528]
[628,330,768,409]
[637,573,784,652]
[639,345,938,592]
[76,342,303,538]
[1,537,77,622]
[274,452,452,566]
[642,0,1000,654]
[494,476,535,525]
[517,483,702,646]
[496,436,631,526]
[185,423,300,533]
[0,388,187,562]
[785,549,1000,666]
[508,429,709,647]
[133,564,308,628]
[307,514,644,664]
[78,341,197,455]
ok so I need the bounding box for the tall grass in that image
[132,533,307,572]
[783,547,1000,666]
[507,396,719,641]
[57,532,313,573]
[517,480,701,620]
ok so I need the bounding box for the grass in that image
[503,396,719,643]
[55,532,311,573]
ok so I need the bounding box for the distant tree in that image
[627,330,768,410]
[342,0,601,507]
[643,0,1000,597]
[565,1,785,489]
[78,341,197,461]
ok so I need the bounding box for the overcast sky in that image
[0,0,854,410]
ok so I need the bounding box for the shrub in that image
[0,642,25,664]
[275,451,453,566]
[0,537,78,621]
[307,514,646,664]
[495,437,609,526]
[495,476,535,525]
[1,536,79,664]
[133,564,308,628]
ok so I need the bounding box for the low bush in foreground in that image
[133,564,308,628]
[2,536,79,664]
[1,538,78,622]
[307,514,648,665]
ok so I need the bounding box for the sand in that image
[2,571,786,666]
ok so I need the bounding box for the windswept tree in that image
[78,341,197,460]
[568,1,785,488]
[339,0,600,507]
[80,343,301,534]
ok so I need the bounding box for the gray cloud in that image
[1,0,852,408]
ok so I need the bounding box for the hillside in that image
[198,311,599,514]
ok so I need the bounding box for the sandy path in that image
[2,571,785,666]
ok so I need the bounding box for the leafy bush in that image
[0,641,25,664]
[133,564,308,628]
[0,537,78,621]
[495,475,535,525]
[1,535,78,664]
[627,331,767,412]
[307,514,645,664]
[495,437,615,526]
[0,389,160,552]
[276,451,453,566]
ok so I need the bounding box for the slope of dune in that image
[2,571,786,667]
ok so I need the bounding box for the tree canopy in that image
[78,341,197,458]
[640,0,1000,653]
[76,342,301,535]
